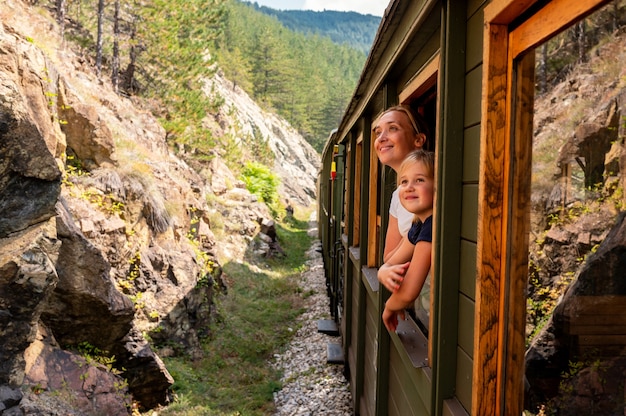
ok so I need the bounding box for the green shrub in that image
[239,162,279,205]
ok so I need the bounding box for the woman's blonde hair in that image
[376,105,430,137]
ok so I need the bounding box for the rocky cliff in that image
[524,25,626,414]
[0,0,319,414]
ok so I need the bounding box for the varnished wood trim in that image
[473,21,508,416]
[399,53,440,104]
[354,138,362,246]
[500,48,534,416]
[368,137,379,268]
[484,0,535,24]
[509,0,610,59]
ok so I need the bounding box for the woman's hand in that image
[377,262,410,292]
[382,306,406,332]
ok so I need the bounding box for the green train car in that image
[317,0,624,415]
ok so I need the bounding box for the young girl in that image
[378,149,435,332]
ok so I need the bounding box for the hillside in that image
[216,1,368,152]
[249,4,380,54]
[0,0,319,413]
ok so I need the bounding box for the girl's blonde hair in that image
[398,149,435,184]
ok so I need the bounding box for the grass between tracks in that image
[154,209,315,416]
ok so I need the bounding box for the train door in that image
[329,143,346,323]
[475,1,619,415]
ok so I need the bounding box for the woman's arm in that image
[383,215,402,262]
[382,240,432,331]
[377,262,409,292]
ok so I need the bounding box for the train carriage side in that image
[318,0,617,415]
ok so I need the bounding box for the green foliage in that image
[157,212,313,415]
[56,0,228,151]
[536,3,626,92]
[44,0,369,154]
[239,162,279,205]
[251,5,380,54]
[215,0,367,152]
[133,0,227,148]
[75,341,121,375]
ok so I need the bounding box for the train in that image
[316,0,624,415]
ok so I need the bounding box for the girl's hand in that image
[382,306,406,332]
[377,262,410,292]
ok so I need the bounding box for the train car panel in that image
[463,67,483,128]
[467,0,487,19]
[465,9,484,70]
[392,32,441,99]
[361,269,381,416]
[458,241,477,299]
[442,398,469,416]
[429,3,470,412]
[462,127,480,182]
[350,258,367,413]
[455,347,473,412]
[350,138,362,246]
[460,184,478,242]
[457,294,475,358]
[387,343,430,416]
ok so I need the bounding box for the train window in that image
[368,128,381,268]
[477,1,623,415]
[522,3,625,415]
[352,135,363,246]
[405,94,437,337]
[400,63,438,338]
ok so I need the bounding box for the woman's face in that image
[373,110,423,171]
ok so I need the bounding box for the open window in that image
[476,1,623,414]
[368,53,439,367]
[400,57,438,336]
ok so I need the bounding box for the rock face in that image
[525,214,626,415]
[524,29,626,415]
[0,0,319,413]
[203,71,320,207]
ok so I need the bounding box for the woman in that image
[372,105,428,261]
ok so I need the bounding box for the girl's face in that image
[373,110,423,171]
[398,160,434,222]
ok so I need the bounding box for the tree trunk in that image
[111,0,120,93]
[96,0,105,76]
[612,1,619,33]
[577,20,587,63]
[121,23,138,94]
[538,43,548,94]
[56,0,66,41]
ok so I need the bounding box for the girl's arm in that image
[377,237,414,292]
[382,240,432,332]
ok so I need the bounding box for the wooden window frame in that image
[400,54,439,365]
[473,0,612,415]
[353,135,363,247]
[367,131,380,268]
[366,53,440,369]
